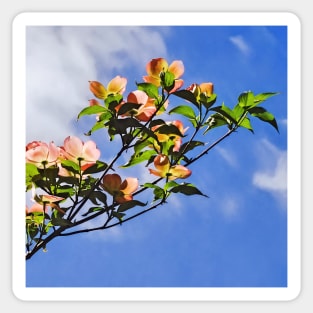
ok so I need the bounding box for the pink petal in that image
[127,90,148,105]
[82,140,100,162]
[63,136,83,159]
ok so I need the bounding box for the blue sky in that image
[24,22,288,290]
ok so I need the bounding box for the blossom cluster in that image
[25,56,278,259]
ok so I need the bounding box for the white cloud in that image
[215,146,238,168]
[229,35,251,56]
[252,139,287,206]
[26,26,168,144]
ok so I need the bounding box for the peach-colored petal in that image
[153,154,170,174]
[115,194,133,204]
[168,60,184,79]
[169,79,184,93]
[41,195,64,203]
[89,99,102,106]
[146,58,168,77]
[120,177,139,194]
[169,165,192,179]
[135,105,156,122]
[200,82,214,96]
[127,90,148,105]
[142,75,161,86]
[107,75,127,95]
[89,81,107,99]
[148,168,163,178]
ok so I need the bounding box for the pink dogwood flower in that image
[60,136,100,170]
[25,141,60,168]
[101,173,139,204]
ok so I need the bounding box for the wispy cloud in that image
[252,139,287,207]
[26,26,168,144]
[229,35,251,56]
[215,146,238,168]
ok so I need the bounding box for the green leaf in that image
[108,118,142,135]
[112,211,126,222]
[84,121,106,136]
[143,183,166,201]
[239,116,254,133]
[60,160,80,174]
[210,104,237,125]
[248,107,279,132]
[202,93,217,109]
[26,163,40,190]
[134,138,152,154]
[105,94,123,108]
[203,113,229,134]
[164,181,179,190]
[149,119,166,128]
[156,124,184,137]
[161,71,175,91]
[136,82,160,99]
[51,217,73,227]
[232,103,245,121]
[77,105,106,120]
[82,160,108,175]
[121,149,156,168]
[178,141,205,154]
[55,185,75,198]
[238,91,255,109]
[172,89,200,108]
[117,102,140,116]
[169,183,208,197]
[87,190,108,206]
[169,105,197,120]
[253,92,279,105]
[81,207,105,217]
[117,200,147,212]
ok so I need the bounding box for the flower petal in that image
[120,177,139,194]
[102,174,122,194]
[107,75,127,95]
[168,60,184,79]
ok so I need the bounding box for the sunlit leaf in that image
[136,82,160,99]
[238,91,255,109]
[121,150,156,168]
[77,105,106,120]
[169,105,197,120]
[60,160,80,174]
[253,92,279,105]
